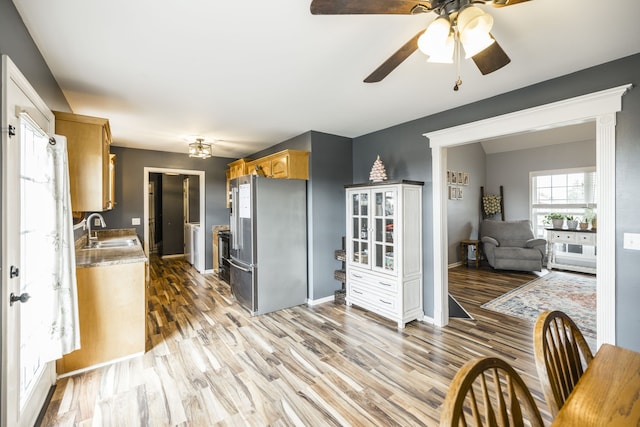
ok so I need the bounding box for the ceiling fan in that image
[310,0,529,86]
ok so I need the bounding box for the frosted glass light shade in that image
[418,16,452,56]
[458,5,495,58]
[460,30,495,58]
[457,6,493,35]
[427,34,455,63]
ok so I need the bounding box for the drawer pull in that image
[379,299,392,305]
[353,289,363,295]
[353,274,363,278]
[379,281,392,287]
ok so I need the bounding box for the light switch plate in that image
[132,217,141,225]
[623,233,640,250]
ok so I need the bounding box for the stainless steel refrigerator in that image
[228,174,307,315]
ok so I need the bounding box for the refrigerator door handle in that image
[230,186,239,250]
[228,258,252,273]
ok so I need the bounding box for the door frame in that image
[426,84,632,349]
[143,167,205,272]
[1,55,57,427]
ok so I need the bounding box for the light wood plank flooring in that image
[41,258,551,426]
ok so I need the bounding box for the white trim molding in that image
[425,84,632,349]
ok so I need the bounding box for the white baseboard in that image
[421,314,435,324]
[203,269,214,274]
[448,261,462,268]
[307,295,335,306]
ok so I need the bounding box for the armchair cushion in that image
[481,220,547,272]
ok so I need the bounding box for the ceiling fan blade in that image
[491,0,530,8]
[364,30,425,83]
[310,0,433,15]
[471,37,511,75]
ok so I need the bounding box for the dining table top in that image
[550,343,640,426]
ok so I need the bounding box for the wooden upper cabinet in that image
[226,150,309,206]
[228,158,251,180]
[245,150,309,180]
[54,111,112,212]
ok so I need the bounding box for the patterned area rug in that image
[481,271,596,349]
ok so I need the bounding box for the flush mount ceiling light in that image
[188,138,213,159]
[310,0,527,88]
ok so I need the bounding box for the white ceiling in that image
[12,0,640,158]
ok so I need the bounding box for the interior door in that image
[2,56,56,427]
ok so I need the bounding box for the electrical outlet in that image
[132,217,141,226]
[623,233,640,250]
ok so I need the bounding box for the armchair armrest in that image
[525,238,547,248]
[481,236,499,246]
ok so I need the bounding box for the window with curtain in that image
[530,167,597,238]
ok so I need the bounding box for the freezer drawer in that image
[230,259,255,313]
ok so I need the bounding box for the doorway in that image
[143,168,205,273]
[2,56,58,427]
[427,84,631,348]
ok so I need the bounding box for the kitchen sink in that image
[85,238,137,249]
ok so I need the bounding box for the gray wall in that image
[249,131,353,301]
[307,131,352,301]
[353,53,640,351]
[0,0,71,114]
[486,140,596,220]
[100,146,230,270]
[447,143,486,263]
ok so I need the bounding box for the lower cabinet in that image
[56,262,146,375]
[347,268,422,328]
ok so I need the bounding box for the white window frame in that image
[530,166,597,238]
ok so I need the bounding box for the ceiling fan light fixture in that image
[460,30,495,58]
[418,16,452,56]
[457,5,494,35]
[426,34,455,63]
[188,138,213,159]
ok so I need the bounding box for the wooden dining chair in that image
[440,357,544,427]
[533,310,594,417]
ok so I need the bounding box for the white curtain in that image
[20,114,80,365]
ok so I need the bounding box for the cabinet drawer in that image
[552,232,577,243]
[349,283,397,313]
[348,269,398,293]
[577,233,595,245]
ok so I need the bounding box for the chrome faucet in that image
[85,213,106,241]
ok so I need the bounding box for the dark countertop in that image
[75,228,148,268]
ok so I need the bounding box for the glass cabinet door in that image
[373,189,396,273]
[350,191,370,267]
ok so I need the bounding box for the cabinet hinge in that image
[7,125,16,137]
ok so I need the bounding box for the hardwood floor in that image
[41,258,551,426]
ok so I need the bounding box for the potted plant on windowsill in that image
[578,216,589,230]
[544,213,565,229]
[584,208,597,231]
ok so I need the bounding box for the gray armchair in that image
[481,220,547,272]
